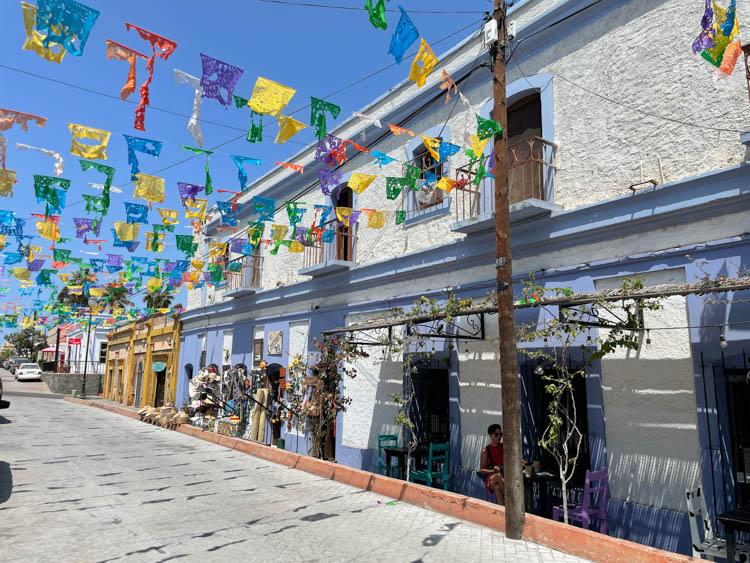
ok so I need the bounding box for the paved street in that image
[0,373,589,562]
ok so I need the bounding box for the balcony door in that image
[507,94,544,203]
[335,187,354,262]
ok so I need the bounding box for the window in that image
[253,338,263,367]
[335,187,355,262]
[410,141,444,210]
[98,342,107,363]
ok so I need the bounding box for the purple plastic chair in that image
[552,468,607,534]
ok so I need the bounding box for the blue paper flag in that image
[252,196,276,223]
[124,135,163,181]
[388,6,419,64]
[36,0,100,56]
[229,155,262,192]
[372,150,396,167]
[125,202,149,224]
[438,142,461,163]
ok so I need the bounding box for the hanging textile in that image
[105,39,148,100]
[68,123,111,160]
[388,6,419,64]
[386,177,410,200]
[230,155,262,192]
[699,0,739,72]
[438,142,460,163]
[310,97,342,140]
[276,161,303,174]
[174,69,204,147]
[157,208,179,225]
[0,170,17,198]
[348,173,376,194]
[177,182,205,203]
[436,177,457,193]
[365,0,387,30]
[694,0,716,53]
[35,0,99,56]
[252,196,276,222]
[113,222,140,242]
[409,39,437,88]
[318,169,343,196]
[124,23,178,131]
[200,53,244,107]
[420,135,441,161]
[477,115,503,140]
[21,1,66,63]
[0,107,48,169]
[352,111,382,129]
[184,198,207,219]
[371,151,396,167]
[73,217,100,238]
[180,145,213,194]
[439,69,458,104]
[134,173,165,205]
[124,202,149,224]
[275,114,307,145]
[247,77,296,116]
[124,135,162,180]
[16,143,63,177]
[388,123,414,136]
[314,134,342,163]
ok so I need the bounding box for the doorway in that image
[134,361,144,407]
[154,368,166,408]
[335,187,354,261]
[725,368,750,509]
[408,358,451,447]
[266,363,282,445]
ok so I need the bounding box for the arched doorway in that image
[335,187,354,261]
[153,359,168,408]
[506,93,544,203]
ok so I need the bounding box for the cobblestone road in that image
[0,375,590,562]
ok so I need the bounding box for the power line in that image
[257,0,488,14]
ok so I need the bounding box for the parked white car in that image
[16,363,42,382]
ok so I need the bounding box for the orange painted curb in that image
[66,398,698,562]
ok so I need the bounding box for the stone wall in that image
[42,373,103,397]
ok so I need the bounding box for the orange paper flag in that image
[388,124,414,136]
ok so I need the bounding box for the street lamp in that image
[80,297,97,399]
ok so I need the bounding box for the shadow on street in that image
[0,461,12,504]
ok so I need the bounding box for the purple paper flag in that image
[314,134,342,162]
[26,259,45,272]
[318,169,343,196]
[73,217,101,238]
[107,254,124,267]
[200,54,244,107]
[178,182,205,204]
[230,238,247,253]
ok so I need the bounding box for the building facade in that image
[174,0,750,555]
[103,314,181,409]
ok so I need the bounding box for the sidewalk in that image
[64,396,697,563]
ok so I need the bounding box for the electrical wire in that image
[257,0,488,14]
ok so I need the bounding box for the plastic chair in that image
[552,468,607,534]
[686,486,750,561]
[377,434,399,477]
[410,443,450,490]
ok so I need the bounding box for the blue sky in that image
[0,0,489,328]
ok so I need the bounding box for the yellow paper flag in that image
[21,2,66,64]
[145,232,165,252]
[157,208,179,225]
[248,77,296,116]
[68,123,111,160]
[365,210,385,229]
[36,221,60,241]
[89,287,106,298]
[270,225,288,241]
[336,207,354,226]
[436,177,457,193]
[113,221,140,242]
[209,242,228,258]
[420,135,441,162]
[134,173,166,204]
[289,241,304,253]
[185,198,207,219]
[0,235,6,251]
[471,135,491,159]
[147,277,163,291]
[191,260,205,271]
[275,114,307,145]
[13,267,30,281]
[348,174,376,194]
[409,39,438,88]
[0,169,17,197]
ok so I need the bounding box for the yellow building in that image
[103,314,181,408]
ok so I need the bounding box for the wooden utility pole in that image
[493,0,524,539]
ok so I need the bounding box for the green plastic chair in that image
[378,434,399,477]
[410,443,450,490]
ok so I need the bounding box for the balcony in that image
[451,137,560,234]
[300,225,357,277]
[400,152,452,225]
[224,254,263,298]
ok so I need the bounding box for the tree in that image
[516,276,663,524]
[56,268,90,306]
[101,286,134,313]
[5,328,47,361]
[144,286,174,310]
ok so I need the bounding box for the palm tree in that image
[102,285,134,313]
[56,268,91,306]
[143,286,174,310]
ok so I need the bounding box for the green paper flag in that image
[395,210,406,225]
[476,115,503,141]
[234,95,263,143]
[365,0,387,30]
[310,97,342,140]
[386,177,410,200]
[180,145,214,195]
